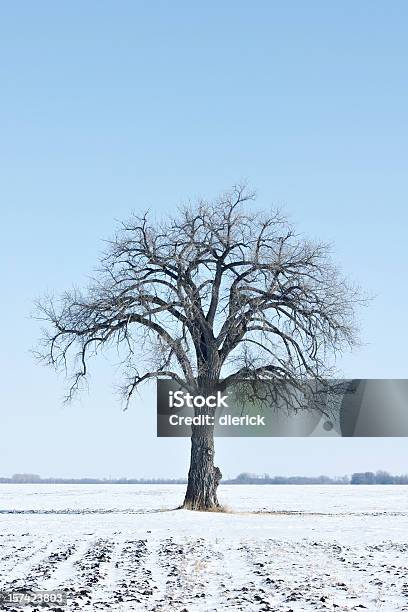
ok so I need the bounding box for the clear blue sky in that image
[1,1,407,478]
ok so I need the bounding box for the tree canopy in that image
[36,185,361,406]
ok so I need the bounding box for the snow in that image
[0,485,408,610]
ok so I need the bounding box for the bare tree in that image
[36,185,361,510]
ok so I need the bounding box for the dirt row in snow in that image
[1,533,408,611]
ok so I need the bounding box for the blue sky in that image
[1,1,407,478]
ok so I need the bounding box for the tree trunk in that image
[183,407,222,510]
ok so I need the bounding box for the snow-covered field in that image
[1,485,408,611]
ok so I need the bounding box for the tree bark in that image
[182,407,222,510]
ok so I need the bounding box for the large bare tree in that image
[36,186,360,510]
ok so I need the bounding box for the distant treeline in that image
[224,473,350,484]
[350,471,408,484]
[0,474,187,484]
[226,471,408,484]
[1,471,408,484]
